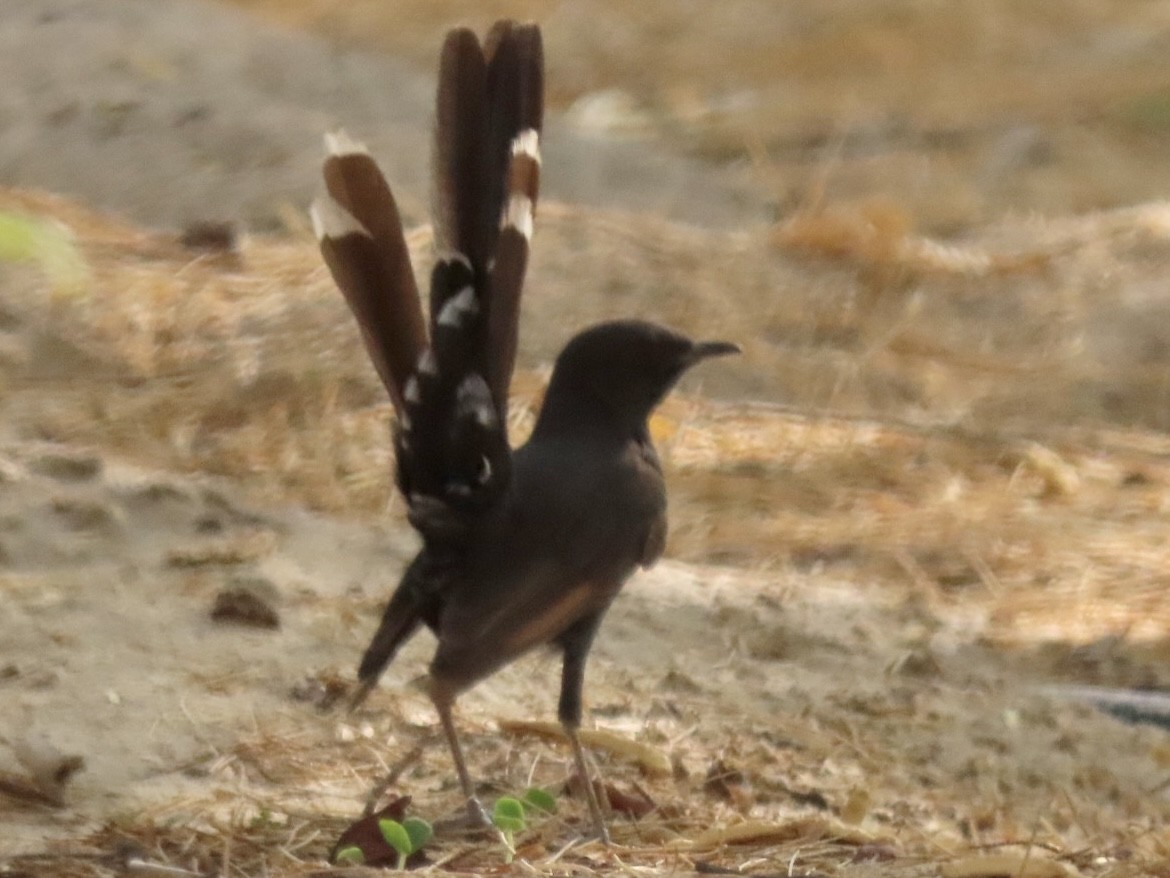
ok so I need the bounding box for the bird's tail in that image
[403,21,543,537]
[313,21,543,547]
[312,131,428,417]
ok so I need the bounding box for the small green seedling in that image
[378,816,434,870]
[492,788,558,862]
[521,787,557,815]
[492,797,526,861]
[334,844,364,865]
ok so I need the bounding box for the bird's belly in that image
[429,572,613,690]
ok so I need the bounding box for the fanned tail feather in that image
[397,22,543,536]
[311,132,427,415]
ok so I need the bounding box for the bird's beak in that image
[688,340,741,364]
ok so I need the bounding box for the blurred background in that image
[3,1,1170,869]
[234,0,1170,228]
[10,1,1170,228]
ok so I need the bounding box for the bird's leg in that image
[564,722,611,846]
[433,691,492,829]
[362,736,433,817]
[558,615,611,845]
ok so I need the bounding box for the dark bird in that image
[311,20,738,842]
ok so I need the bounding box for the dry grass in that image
[8,683,1170,877]
[9,662,1170,878]
[4,184,1170,670]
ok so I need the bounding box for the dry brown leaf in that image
[840,787,871,825]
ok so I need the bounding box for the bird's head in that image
[535,320,740,437]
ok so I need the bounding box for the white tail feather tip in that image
[324,129,369,157]
[502,194,535,240]
[310,196,369,241]
[511,129,541,162]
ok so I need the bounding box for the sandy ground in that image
[2,2,1170,876]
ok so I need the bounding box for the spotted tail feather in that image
[395,21,543,542]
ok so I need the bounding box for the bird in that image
[310,20,738,843]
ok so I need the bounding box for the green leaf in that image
[378,818,413,856]
[494,815,526,833]
[492,797,527,833]
[522,787,557,815]
[0,212,88,296]
[402,816,433,853]
[334,845,365,865]
[0,212,41,263]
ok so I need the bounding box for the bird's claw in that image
[432,796,497,838]
[466,796,493,830]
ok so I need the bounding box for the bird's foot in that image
[431,796,497,838]
[465,795,493,830]
[589,820,612,847]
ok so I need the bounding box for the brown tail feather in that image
[353,20,543,543]
[315,22,548,693]
[432,28,488,267]
[480,25,542,418]
[312,196,414,412]
[312,133,427,414]
[480,23,543,252]
[487,127,541,419]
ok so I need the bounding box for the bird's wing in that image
[351,553,437,705]
[428,440,662,690]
